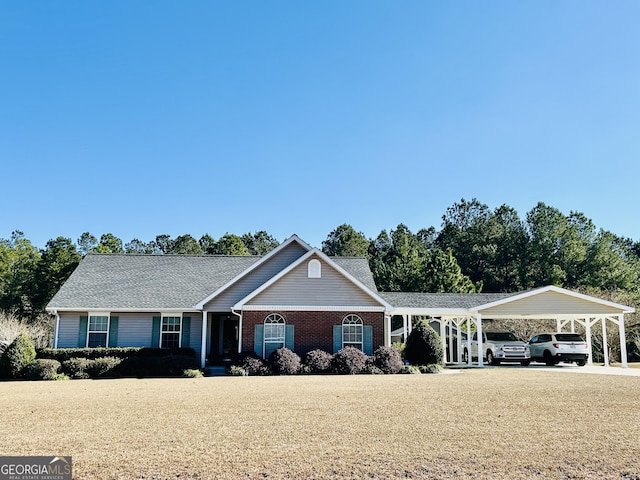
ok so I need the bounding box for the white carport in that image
[381,286,635,368]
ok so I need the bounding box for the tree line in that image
[2,198,640,321]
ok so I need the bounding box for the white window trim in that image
[87,312,110,348]
[342,314,363,350]
[264,313,286,358]
[308,259,321,278]
[161,313,183,349]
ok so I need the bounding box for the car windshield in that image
[486,332,518,341]
[555,333,584,342]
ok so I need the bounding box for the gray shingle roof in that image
[379,291,519,310]
[47,253,380,311]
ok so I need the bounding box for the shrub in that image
[228,365,248,376]
[0,312,52,350]
[37,347,196,363]
[24,359,62,380]
[269,348,301,375]
[182,369,203,378]
[399,365,421,374]
[241,356,266,376]
[419,364,443,374]
[0,332,36,379]
[303,349,333,374]
[62,357,91,379]
[404,320,444,366]
[391,341,406,360]
[361,361,384,375]
[87,356,122,378]
[332,346,368,375]
[372,345,403,374]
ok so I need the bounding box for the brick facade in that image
[241,310,385,356]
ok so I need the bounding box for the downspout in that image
[53,310,60,348]
[232,308,243,353]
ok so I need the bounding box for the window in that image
[88,315,109,348]
[308,259,321,278]
[161,316,182,348]
[342,314,363,350]
[264,313,285,358]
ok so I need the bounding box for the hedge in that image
[37,347,196,362]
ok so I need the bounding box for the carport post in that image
[477,313,484,367]
[619,314,628,368]
[466,318,472,367]
[601,317,609,367]
[585,318,593,366]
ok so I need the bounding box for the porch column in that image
[476,313,484,367]
[466,317,472,367]
[54,312,60,349]
[448,321,454,364]
[601,316,609,367]
[619,314,628,368]
[441,318,447,362]
[200,311,207,368]
[456,318,463,364]
[402,315,408,343]
[407,315,412,335]
[384,315,392,347]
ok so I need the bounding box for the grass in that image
[1,369,640,479]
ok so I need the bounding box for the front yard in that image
[1,369,639,479]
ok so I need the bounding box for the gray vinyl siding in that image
[479,291,623,317]
[203,242,308,311]
[57,313,80,348]
[248,256,382,307]
[56,311,203,360]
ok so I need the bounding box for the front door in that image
[210,314,239,363]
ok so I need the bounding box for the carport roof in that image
[380,291,518,310]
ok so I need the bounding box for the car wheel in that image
[543,350,555,366]
[486,351,496,366]
[462,349,469,364]
[576,360,586,367]
[521,360,531,366]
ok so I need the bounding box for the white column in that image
[448,321,454,364]
[601,317,609,367]
[556,318,562,332]
[456,319,463,364]
[53,312,60,349]
[200,311,207,368]
[466,318,472,367]
[407,315,412,335]
[619,314,628,368]
[585,318,593,366]
[236,311,243,354]
[385,315,392,346]
[402,315,408,343]
[441,318,447,362]
[477,314,484,367]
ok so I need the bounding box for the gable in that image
[201,240,308,311]
[244,254,384,308]
[477,290,626,317]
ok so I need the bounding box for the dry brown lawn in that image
[2,369,640,479]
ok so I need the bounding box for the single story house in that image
[47,235,635,368]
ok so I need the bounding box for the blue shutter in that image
[152,316,161,348]
[363,325,373,355]
[78,316,88,348]
[254,325,264,358]
[285,325,294,351]
[181,316,191,347]
[108,316,119,347]
[333,325,342,353]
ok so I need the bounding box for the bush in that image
[361,361,384,375]
[391,341,406,360]
[182,369,203,378]
[37,347,196,362]
[0,332,36,379]
[419,364,443,374]
[332,346,368,375]
[87,356,122,378]
[372,346,404,374]
[0,312,52,350]
[228,365,248,376]
[62,357,92,379]
[24,359,62,380]
[269,348,301,375]
[399,365,421,374]
[303,349,333,374]
[241,356,267,376]
[404,320,444,366]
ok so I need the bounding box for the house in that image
[46,234,635,368]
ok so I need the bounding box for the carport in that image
[382,286,635,368]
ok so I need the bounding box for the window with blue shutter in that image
[181,317,191,347]
[108,316,119,347]
[78,316,88,348]
[254,324,264,357]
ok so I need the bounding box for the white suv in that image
[528,333,589,366]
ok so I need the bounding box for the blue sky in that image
[1,1,639,249]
